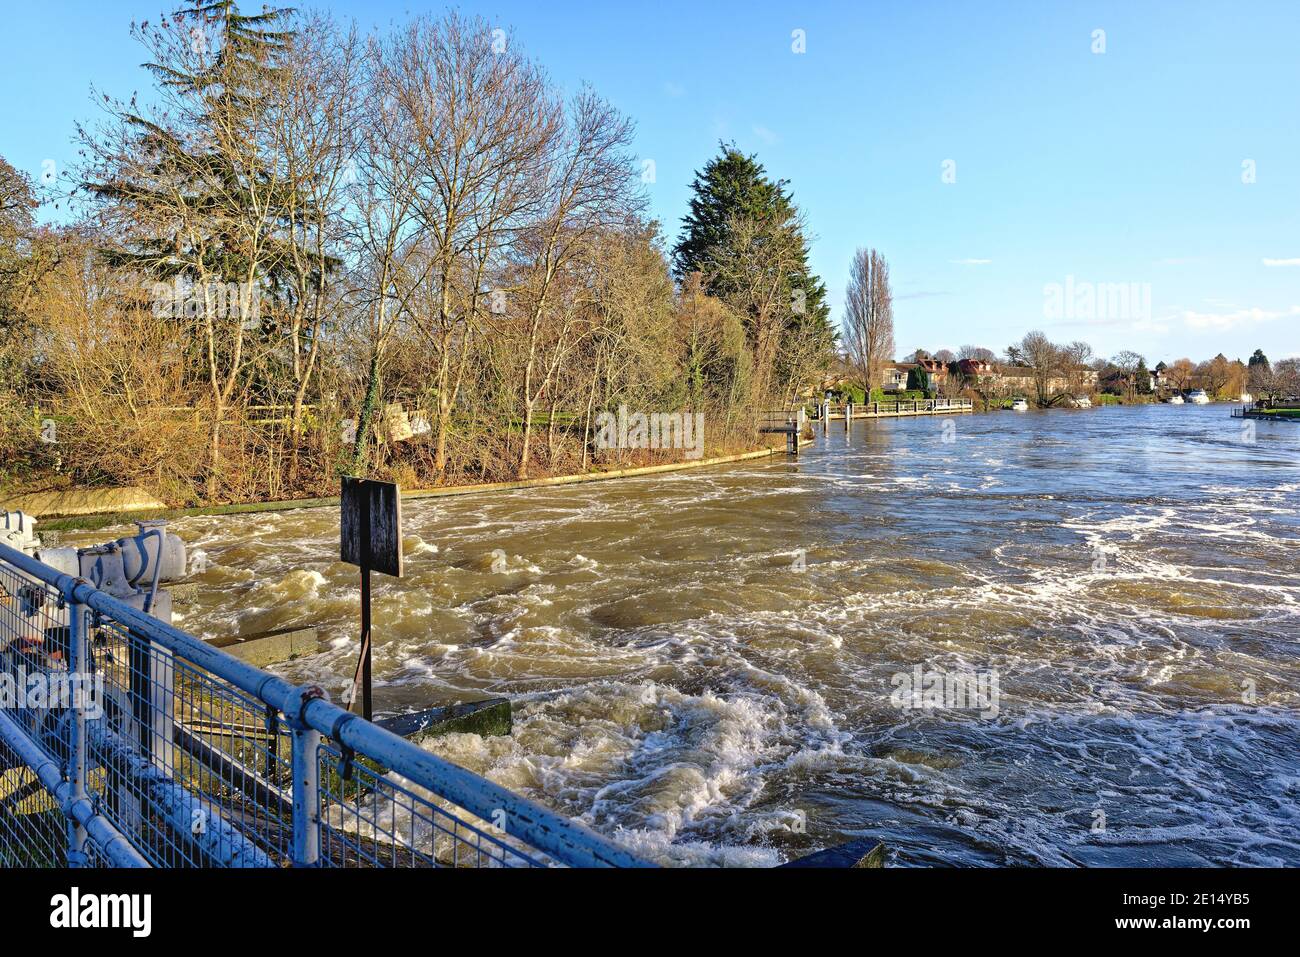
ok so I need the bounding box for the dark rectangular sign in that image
[340,477,403,578]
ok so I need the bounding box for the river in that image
[75,402,1300,866]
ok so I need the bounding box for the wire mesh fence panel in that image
[81,615,292,867]
[317,743,549,868]
[0,559,74,868]
[0,541,649,870]
[0,561,74,768]
[0,738,67,868]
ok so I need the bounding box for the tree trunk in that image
[207,397,224,502]
[546,392,559,466]
[518,401,534,480]
[581,362,599,471]
[352,347,383,477]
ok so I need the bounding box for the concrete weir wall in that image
[24,442,807,531]
[0,486,167,519]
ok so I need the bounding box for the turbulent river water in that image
[73,403,1300,866]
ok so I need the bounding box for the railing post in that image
[289,717,321,867]
[65,598,89,867]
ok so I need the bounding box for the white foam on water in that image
[166,406,1300,865]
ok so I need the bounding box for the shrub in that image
[871,388,928,403]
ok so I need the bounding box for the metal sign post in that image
[340,477,403,720]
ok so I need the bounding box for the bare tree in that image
[1273,358,1300,400]
[271,14,364,482]
[958,345,997,364]
[1168,357,1196,392]
[1197,354,1234,399]
[1110,350,1145,402]
[842,248,894,396]
[344,27,442,475]
[1018,331,1063,406]
[1061,340,1094,394]
[510,88,641,479]
[704,210,808,407]
[389,15,562,481]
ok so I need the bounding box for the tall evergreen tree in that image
[672,144,833,401]
[78,1,303,497]
[83,1,298,284]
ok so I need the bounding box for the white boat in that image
[1070,395,1092,409]
[1187,389,1211,405]
[1167,394,1184,405]
[1239,393,1253,405]
[1011,397,1029,412]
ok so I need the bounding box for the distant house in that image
[956,360,1096,396]
[916,358,949,384]
[881,362,914,391]
[995,364,1037,392]
[958,358,997,379]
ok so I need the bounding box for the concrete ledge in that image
[212,626,322,668]
[401,446,787,501]
[780,838,888,868]
[0,486,167,519]
[377,699,512,742]
[36,444,792,531]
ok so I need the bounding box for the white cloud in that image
[1262,258,1300,267]
[950,258,991,265]
[751,125,778,145]
[662,81,686,98]
[1182,304,1300,331]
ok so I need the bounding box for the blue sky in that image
[2,0,1297,363]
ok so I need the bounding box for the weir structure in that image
[757,408,809,456]
[0,540,651,868]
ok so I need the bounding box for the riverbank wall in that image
[12,440,813,533]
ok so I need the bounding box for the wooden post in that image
[845,402,852,429]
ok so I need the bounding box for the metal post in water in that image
[361,562,372,722]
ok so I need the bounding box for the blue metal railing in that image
[0,541,650,868]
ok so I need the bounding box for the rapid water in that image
[74,403,1300,865]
